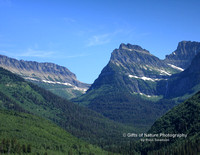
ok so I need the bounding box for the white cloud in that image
[19,48,55,58]
[0,43,15,47]
[63,17,76,23]
[0,49,88,60]
[86,33,111,47]
[64,53,91,58]
[0,50,9,55]
[0,0,12,7]
[139,32,151,37]
[0,49,55,58]
[86,28,135,47]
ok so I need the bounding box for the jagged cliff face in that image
[75,41,200,129]
[163,51,200,99]
[164,41,200,69]
[111,43,177,78]
[76,43,182,128]
[89,41,200,97]
[0,55,74,82]
[89,43,180,96]
[0,55,90,99]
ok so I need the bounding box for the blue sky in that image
[0,0,200,83]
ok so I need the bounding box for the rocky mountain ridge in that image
[75,40,200,130]
[164,41,200,69]
[162,51,200,99]
[88,41,200,97]
[0,55,90,99]
[89,43,181,96]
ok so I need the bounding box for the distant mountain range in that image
[160,50,200,99]
[87,43,181,96]
[1,41,200,129]
[164,41,200,69]
[0,40,200,154]
[74,40,200,130]
[0,55,90,99]
[87,40,200,98]
[0,66,134,153]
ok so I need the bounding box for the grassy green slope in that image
[0,67,135,152]
[0,109,109,155]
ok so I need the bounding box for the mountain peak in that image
[0,54,90,89]
[118,43,150,54]
[164,40,200,69]
[177,40,200,51]
[119,43,142,50]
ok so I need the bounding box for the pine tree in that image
[22,144,27,153]
[27,144,31,153]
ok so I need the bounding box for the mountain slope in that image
[88,43,179,96]
[0,109,108,154]
[141,91,200,154]
[74,43,182,130]
[164,41,200,69]
[149,91,200,136]
[75,41,200,131]
[0,54,90,99]
[0,67,135,152]
[159,51,200,100]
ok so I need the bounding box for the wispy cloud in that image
[0,49,55,59]
[30,18,40,24]
[86,33,111,47]
[63,17,76,23]
[0,49,88,60]
[0,0,12,7]
[19,48,55,58]
[0,43,15,47]
[0,50,9,55]
[139,32,151,37]
[86,28,135,47]
[64,53,91,58]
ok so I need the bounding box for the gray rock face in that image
[111,43,176,78]
[0,54,90,89]
[163,51,200,98]
[164,41,200,69]
[75,41,200,129]
[89,43,180,96]
[119,43,150,53]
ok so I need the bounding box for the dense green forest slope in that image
[74,42,200,132]
[0,67,135,152]
[137,91,200,154]
[0,109,109,154]
[0,54,90,100]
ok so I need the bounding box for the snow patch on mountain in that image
[128,75,162,82]
[42,80,87,92]
[167,64,184,71]
[156,69,172,76]
[24,77,87,92]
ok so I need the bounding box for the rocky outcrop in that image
[0,54,90,91]
[164,41,200,69]
[163,52,200,98]
[89,43,180,95]
[75,41,200,129]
